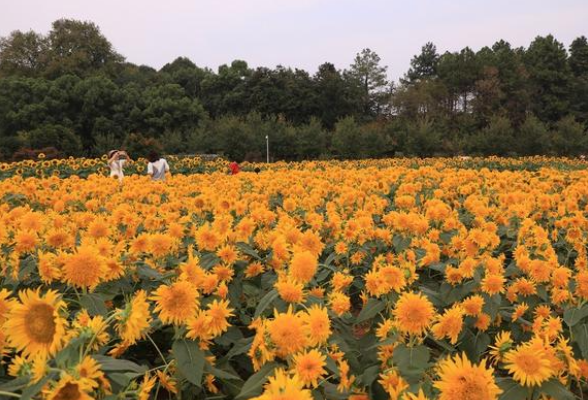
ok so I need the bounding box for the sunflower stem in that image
[0,391,21,398]
[146,333,169,368]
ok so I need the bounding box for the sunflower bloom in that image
[434,352,502,400]
[5,289,67,359]
[151,280,200,325]
[393,292,435,337]
[252,368,313,400]
[115,290,151,345]
[293,349,327,388]
[268,307,308,357]
[503,338,554,387]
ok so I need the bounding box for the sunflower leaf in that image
[254,289,279,318]
[356,298,385,324]
[173,339,205,387]
[235,362,277,400]
[497,378,527,400]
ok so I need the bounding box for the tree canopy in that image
[0,19,587,160]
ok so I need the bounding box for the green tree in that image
[469,115,514,156]
[44,19,124,78]
[524,35,571,122]
[551,116,588,155]
[332,117,362,158]
[515,114,549,155]
[569,36,588,123]
[346,48,391,118]
[403,42,440,83]
[0,30,47,77]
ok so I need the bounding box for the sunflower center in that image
[516,354,541,374]
[53,382,82,400]
[24,303,56,344]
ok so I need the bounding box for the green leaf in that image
[497,378,527,400]
[0,376,29,392]
[200,253,221,269]
[236,242,261,260]
[205,364,242,381]
[563,304,588,327]
[236,362,277,399]
[254,289,279,318]
[356,298,386,324]
[173,339,205,387]
[360,365,380,386]
[136,263,162,280]
[572,323,588,359]
[20,373,55,400]
[80,293,108,316]
[460,330,490,363]
[224,337,253,360]
[92,355,148,373]
[392,344,430,381]
[539,379,575,400]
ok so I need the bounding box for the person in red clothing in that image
[229,161,240,175]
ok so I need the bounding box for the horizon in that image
[1,0,587,81]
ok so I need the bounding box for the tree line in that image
[0,19,587,160]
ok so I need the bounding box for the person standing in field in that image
[229,161,240,175]
[107,150,130,183]
[147,151,171,181]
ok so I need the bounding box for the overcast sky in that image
[1,0,587,80]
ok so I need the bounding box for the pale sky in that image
[1,0,587,80]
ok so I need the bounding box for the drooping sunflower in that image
[392,292,435,337]
[75,356,104,389]
[292,349,327,388]
[115,290,151,345]
[4,289,67,359]
[151,280,200,325]
[503,338,554,387]
[434,352,502,400]
[138,374,157,400]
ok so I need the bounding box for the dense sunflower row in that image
[0,159,587,400]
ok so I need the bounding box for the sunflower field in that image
[1,157,588,400]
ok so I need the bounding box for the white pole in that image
[265,135,269,163]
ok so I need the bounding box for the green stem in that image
[146,333,169,368]
[0,391,22,398]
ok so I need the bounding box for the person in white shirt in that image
[107,150,130,183]
[147,151,170,181]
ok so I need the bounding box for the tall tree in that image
[569,36,588,123]
[346,48,391,118]
[403,42,440,83]
[0,30,47,77]
[524,35,571,122]
[44,19,124,78]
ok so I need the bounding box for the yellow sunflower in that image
[4,289,67,359]
[503,338,554,387]
[115,290,151,345]
[292,349,327,388]
[151,280,200,325]
[434,352,502,400]
[393,292,435,337]
[43,374,94,400]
